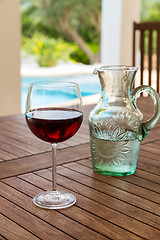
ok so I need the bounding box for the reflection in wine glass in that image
[25,81,83,209]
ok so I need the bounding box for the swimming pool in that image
[21,74,101,111]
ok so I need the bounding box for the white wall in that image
[101,0,140,66]
[0,0,21,116]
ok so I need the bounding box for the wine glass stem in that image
[51,143,57,192]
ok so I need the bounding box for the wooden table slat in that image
[71,160,160,204]
[57,164,160,215]
[0,213,39,240]
[139,153,160,167]
[1,175,154,240]
[0,98,159,239]
[0,129,43,155]
[29,168,160,232]
[0,234,7,240]
[0,196,74,240]
[0,182,110,240]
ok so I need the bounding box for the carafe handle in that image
[131,85,160,140]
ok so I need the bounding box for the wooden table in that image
[0,97,159,240]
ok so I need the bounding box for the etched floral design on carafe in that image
[89,66,160,176]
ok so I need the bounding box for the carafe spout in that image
[93,65,138,98]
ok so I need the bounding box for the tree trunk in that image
[62,27,99,64]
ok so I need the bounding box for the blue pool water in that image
[21,74,101,111]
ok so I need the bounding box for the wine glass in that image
[25,81,83,209]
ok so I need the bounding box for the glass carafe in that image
[89,66,160,176]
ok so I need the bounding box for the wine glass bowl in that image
[25,81,83,209]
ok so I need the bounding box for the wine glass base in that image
[32,190,76,209]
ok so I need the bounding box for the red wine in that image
[25,108,83,143]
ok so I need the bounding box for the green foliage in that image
[148,2,160,21]
[144,30,158,54]
[79,26,99,44]
[141,0,160,55]
[88,43,99,53]
[21,1,40,38]
[38,0,101,43]
[21,0,101,44]
[23,33,75,67]
[21,0,101,64]
[141,0,160,21]
[21,1,61,39]
[70,42,99,64]
[70,47,90,64]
